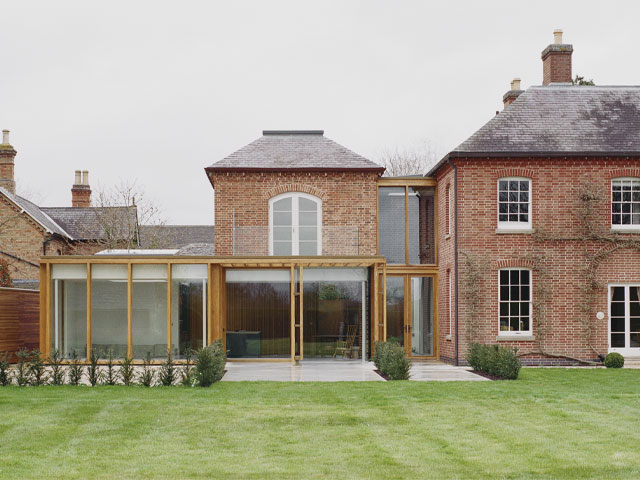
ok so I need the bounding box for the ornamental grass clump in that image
[103,349,118,385]
[28,350,48,386]
[158,350,177,386]
[138,352,155,387]
[604,352,624,369]
[180,349,196,386]
[119,356,135,386]
[68,350,85,386]
[466,343,521,380]
[87,350,102,386]
[48,349,66,385]
[195,341,226,387]
[15,349,31,386]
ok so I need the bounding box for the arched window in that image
[269,192,322,255]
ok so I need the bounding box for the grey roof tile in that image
[207,130,384,171]
[0,187,70,238]
[42,206,138,241]
[139,225,214,249]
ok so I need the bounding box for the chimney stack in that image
[0,130,17,195]
[541,29,573,85]
[502,78,524,107]
[71,169,91,207]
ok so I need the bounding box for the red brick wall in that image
[542,51,572,85]
[210,171,380,256]
[435,165,456,363]
[449,156,640,363]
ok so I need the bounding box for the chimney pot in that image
[553,29,563,44]
[511,78,521,91]
[74,170,82,185]
[82,170,89,186]
[2,130,9,145]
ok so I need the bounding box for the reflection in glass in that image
[378,187,406,263]
[411,277,433,356]
[51,264,87,359]
[132,265,168,359]
[408,187,435,264]
[226,269,290,358]
[172,264,207,358]
[91,265,128,358]
[386,277,404,346]
[302,268,368,359]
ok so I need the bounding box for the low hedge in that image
[604,352,624,368]
[466,343,521,380]
[373,341,410,380]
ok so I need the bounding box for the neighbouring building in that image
[37,30,640,365]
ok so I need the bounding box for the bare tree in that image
[377,142,439,177]
[76,180,169,250]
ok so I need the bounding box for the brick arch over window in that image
[496,259,536,269]
[494,168,536,180]
[264,184,328,201]
[606,168,640,180]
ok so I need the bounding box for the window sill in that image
[445,334,452,341]
[611,228,640,234]
[496,228,534,234]
[496,334,535,342]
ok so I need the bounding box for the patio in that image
[222,360,488,381]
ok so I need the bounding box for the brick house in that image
[37,30,639,365]
[430,30,640,365]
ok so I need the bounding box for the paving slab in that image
[222,359,384,382]
[409,362,489,381]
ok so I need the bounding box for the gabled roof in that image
[42,206,138,241]
[206,130,384,172]
[0,187,71,238]
[139,225,215,249]
[429,85,640,175]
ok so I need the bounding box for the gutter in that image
[447,158,460,366]
[0,250,39,268]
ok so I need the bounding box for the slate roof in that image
[0,187,70,237]
[42,206,138,241]
[139,225,215,249]
[176,243,216,256]
[206,130,384,172]
[429,85,640,175]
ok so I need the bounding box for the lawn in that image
[1,369,640,479]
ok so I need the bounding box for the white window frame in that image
[611,178,640,231]
[497,177,532,231]
[447,269,453,337]
[268,192,322,256]
[497,268,532,336]
[608,283,640,354]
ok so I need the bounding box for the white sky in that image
[1,1,639,224]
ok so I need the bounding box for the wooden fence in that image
[0,287,39,362]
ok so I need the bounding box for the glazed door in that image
[609,285,640,356]
[385,274,436,358]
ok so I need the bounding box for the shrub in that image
[180,349,196,387]
[138,352,155,387]
[119,356,135,386]
[68,350,85,386]
[604,352,624,369]
[28,350,48,386]
[195,341,226,387]
[49,349,66,385]
[0,258,12,287]
[374,341,411,380]
[87,350,102,386]
[158,350,177,386]
[15,349,31,386]
[0,352,11,386]
[466,343,521,380]
[103,349,118,385]
[387,336,403,346]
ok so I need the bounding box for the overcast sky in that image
[1,1,639,225]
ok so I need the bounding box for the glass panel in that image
[298,197,317,212]
[273,242,292,255]
[386,277,404,346]
[408,186,435,264]
[226,270,290,358]
[298,211,317,226]
[273,211,292,226]
[302,268,367,359]
[273,197,292,211]
[273,226,292,241]
[299,226,317,241]
[91,265,128,359]
[411,277,433,356]
[50,278,87,359]
[299,242,318,256]
[612,287,625,301]
[171,267,206,358]
[611,333,625,348]
[132,278,168,359]
[611,317,625,332]
[378,187,406,264]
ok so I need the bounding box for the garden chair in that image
[333,325,358,358]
